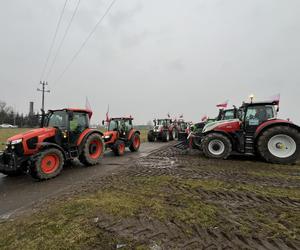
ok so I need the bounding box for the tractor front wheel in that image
[79,134,104,166]
[147,131,155,142]
[202,133,232,159]
[162,131,169,142]
[114,140,126,156]
[129,134,141,152]
[257,126,300,164]
[31,148,64,180]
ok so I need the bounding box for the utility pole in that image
[37,81,50,111]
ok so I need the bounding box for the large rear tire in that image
[79,134,104,166]
[257,126,300,164]
[31,148,64,180]
[147,131,155,142]
[202,133,232,159]
[129,133,141,152]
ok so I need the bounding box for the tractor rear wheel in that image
[79,134,104,166]
[31,148,64,180]
[147,131,155,142]
[257,126,300,164]
[202,133,232,159]
[129,133,141,152]
[114,140,126,156]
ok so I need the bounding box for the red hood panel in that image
[8,127,56,142]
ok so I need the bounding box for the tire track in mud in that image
[96,215,300,250]
[96,145,300,249]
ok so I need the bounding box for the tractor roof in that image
[48,108,93,118]
[110,117,133,121]
[241,101,279,108]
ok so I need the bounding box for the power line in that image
[45,0,81,80]
[39,0,69,81]
[53,0,117,84]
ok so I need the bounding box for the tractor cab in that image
[239,102,277,133]
[103,117,140,156]
[154,119,172,128]
[44,109,91,147]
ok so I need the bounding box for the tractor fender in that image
[35,142,67,159]
[78,129,103,153]
[128,130,140,140]
[202,130,234,145]
[254,120,300,142]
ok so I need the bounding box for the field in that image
[0,144,299,249]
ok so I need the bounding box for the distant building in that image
[29,102,34,116]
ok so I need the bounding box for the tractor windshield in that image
[223,110,235,120]
[108,120,118,131]
[47,111,68,128]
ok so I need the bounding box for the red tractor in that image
[200,101,300,164]
[147,118,177,142]
[174,119,191,141]
[102,117,141,156]
[0,108,104,180]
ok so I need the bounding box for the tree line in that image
[0,100,40,128]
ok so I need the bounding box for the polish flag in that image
[201,115,208,121]
[106,105,110,122]
[85,97,92,111]
[269,94,280,105]
[216,100,228,109]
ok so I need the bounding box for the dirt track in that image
[0,142,170,219]
[90,145,300,249]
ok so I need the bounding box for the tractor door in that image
[68,112,89,146]
[243,105,275,154]
[121,119,133,140]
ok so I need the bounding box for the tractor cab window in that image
[223,110,235,120]
[245,106,275,126]
[69,113,89,133]
[124,120,133,132]
[47,111,68,128]
[108,120,118,131]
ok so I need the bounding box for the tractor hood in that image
[202,119,240,133]
[7,127,56,144]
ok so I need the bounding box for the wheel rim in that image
[119,143,125,154]
[89,140,103,159]
[208,139,225,156]
[41,154,60,174]
[267,134,296,158]
[133,136,140,149]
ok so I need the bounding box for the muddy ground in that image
[1,143,300,249]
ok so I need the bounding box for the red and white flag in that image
[85,97,92,111]
[201,115,208,122]
[216,100,228,109]
[269,94,280,105]
[106,104,110,122]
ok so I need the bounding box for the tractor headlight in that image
[104,135,111,139]
[10,139,23,145]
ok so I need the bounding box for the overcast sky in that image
[0,0,299,124]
